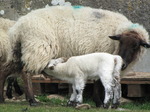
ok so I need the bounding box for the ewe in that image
[7,6,150,106]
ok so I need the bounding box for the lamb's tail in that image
[113,55,123,82]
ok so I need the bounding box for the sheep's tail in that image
[113,55,123,82]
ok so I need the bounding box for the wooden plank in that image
[32,79,67,83]
[32,72,150,84]
[32,75,94,84]
[121,72,150,84]
[121,80,150,84]
[121,72,150,79]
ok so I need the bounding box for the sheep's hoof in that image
[0,97,4,103]
[29,99,38,106]
[111,103,120,109]
[95,102,104,108]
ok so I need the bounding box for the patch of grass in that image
[0,102,123,112]
[1,96,150,112]
[36,95,51,102]
[121,102,150,110]
[36,95,150,111]
[36,95,67,106]
[83,97,96,107]
[120,99,150,110]
[1,101,150,112]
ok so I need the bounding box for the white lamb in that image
[44,52,123,108]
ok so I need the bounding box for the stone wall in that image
[0,0,150,72]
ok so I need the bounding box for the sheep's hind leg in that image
[6,77,14,99]
[22,70,37,106]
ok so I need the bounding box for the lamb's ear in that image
[140,40,150,48]
[47,63,55,70]
[49,66,54,70]
[61,57,68,62]
[109,35,121,40]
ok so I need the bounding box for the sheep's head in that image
[109,31,150,70]
[47,57,68,70]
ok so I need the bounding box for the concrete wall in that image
[0,0,150,72]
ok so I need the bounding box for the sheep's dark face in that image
[109,31,150,70]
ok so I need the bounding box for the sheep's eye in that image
[133,44,139,50]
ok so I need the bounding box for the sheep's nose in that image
[121,62,127,70]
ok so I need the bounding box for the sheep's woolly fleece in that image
[9,6,149,73]
[0,18,15,63]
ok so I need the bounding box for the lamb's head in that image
[109,31,150,70]
[47,57,68,70]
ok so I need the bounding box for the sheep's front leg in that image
[0,67,11,103]
[112,80,121,109]
[22,70,37,106]
[0,74,7,103]
[93,80,105,107]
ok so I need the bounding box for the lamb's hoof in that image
[67,101,77,107]
[111,103,119,109]
[67,101,81,107]
[75,104,91,109]
[67,101,75,106]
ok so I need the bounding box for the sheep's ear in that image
[140,40,150,48]
[109,35,121,40]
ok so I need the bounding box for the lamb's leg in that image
[100,74,113,109]
[21,71,37,106]
[67,84,77,106]
[111,80,121,109]
[74,78,85,106]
